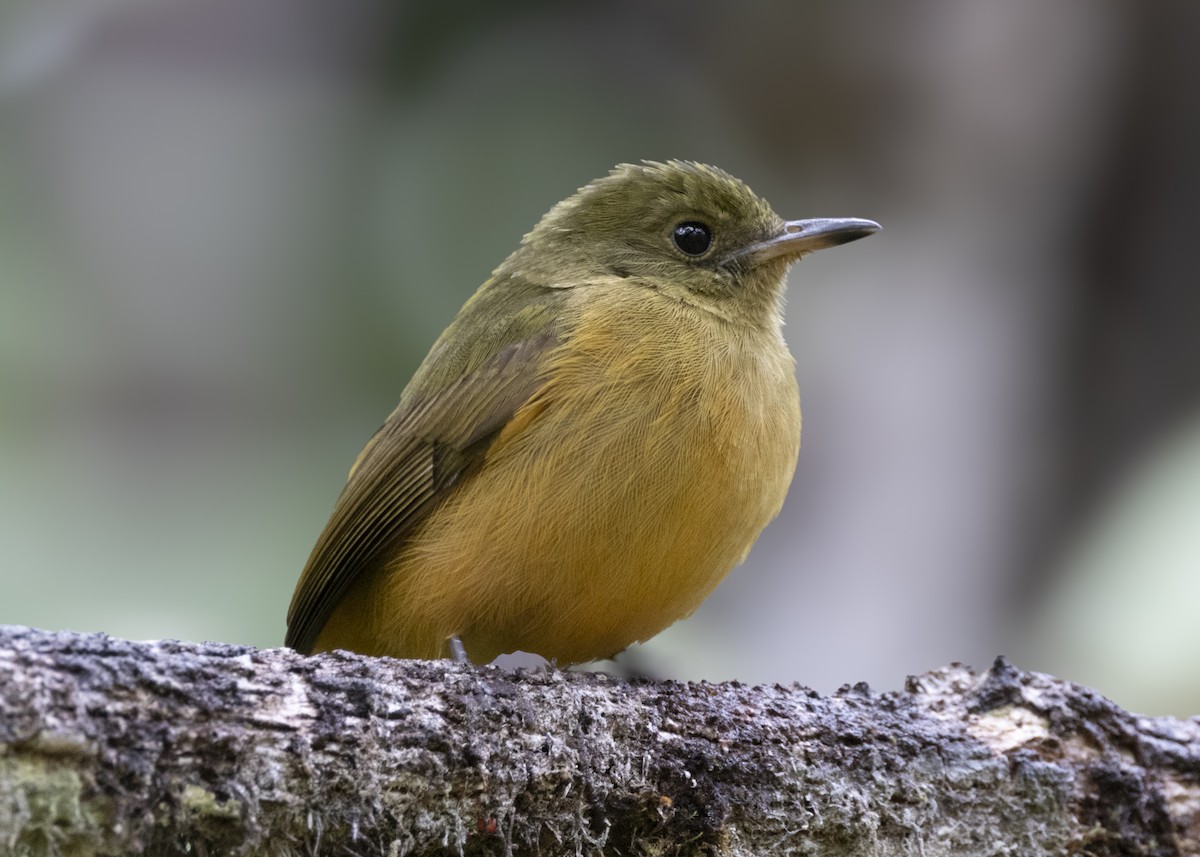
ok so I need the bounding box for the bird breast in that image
[396,283,801,664]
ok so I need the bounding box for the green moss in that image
[179,784,243,822]
[0,756,111,857]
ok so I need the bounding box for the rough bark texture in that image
[0,626,1198,856]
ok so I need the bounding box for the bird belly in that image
[326,295,801,664]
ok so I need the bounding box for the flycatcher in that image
[286,161,878,665]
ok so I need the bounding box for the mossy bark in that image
[0,625,1197,856]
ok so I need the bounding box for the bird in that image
[286,160,878,666]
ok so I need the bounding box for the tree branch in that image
[1,625,1197,856]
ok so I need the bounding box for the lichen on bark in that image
[1,625,1197,856]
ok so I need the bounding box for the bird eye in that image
[672,221,713,257]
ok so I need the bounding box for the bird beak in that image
[730,217,880,267]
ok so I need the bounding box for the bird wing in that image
[285,280,566,653]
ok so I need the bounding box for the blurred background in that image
[1,1,1197,715]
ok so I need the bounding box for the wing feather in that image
[285,288,563,653]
